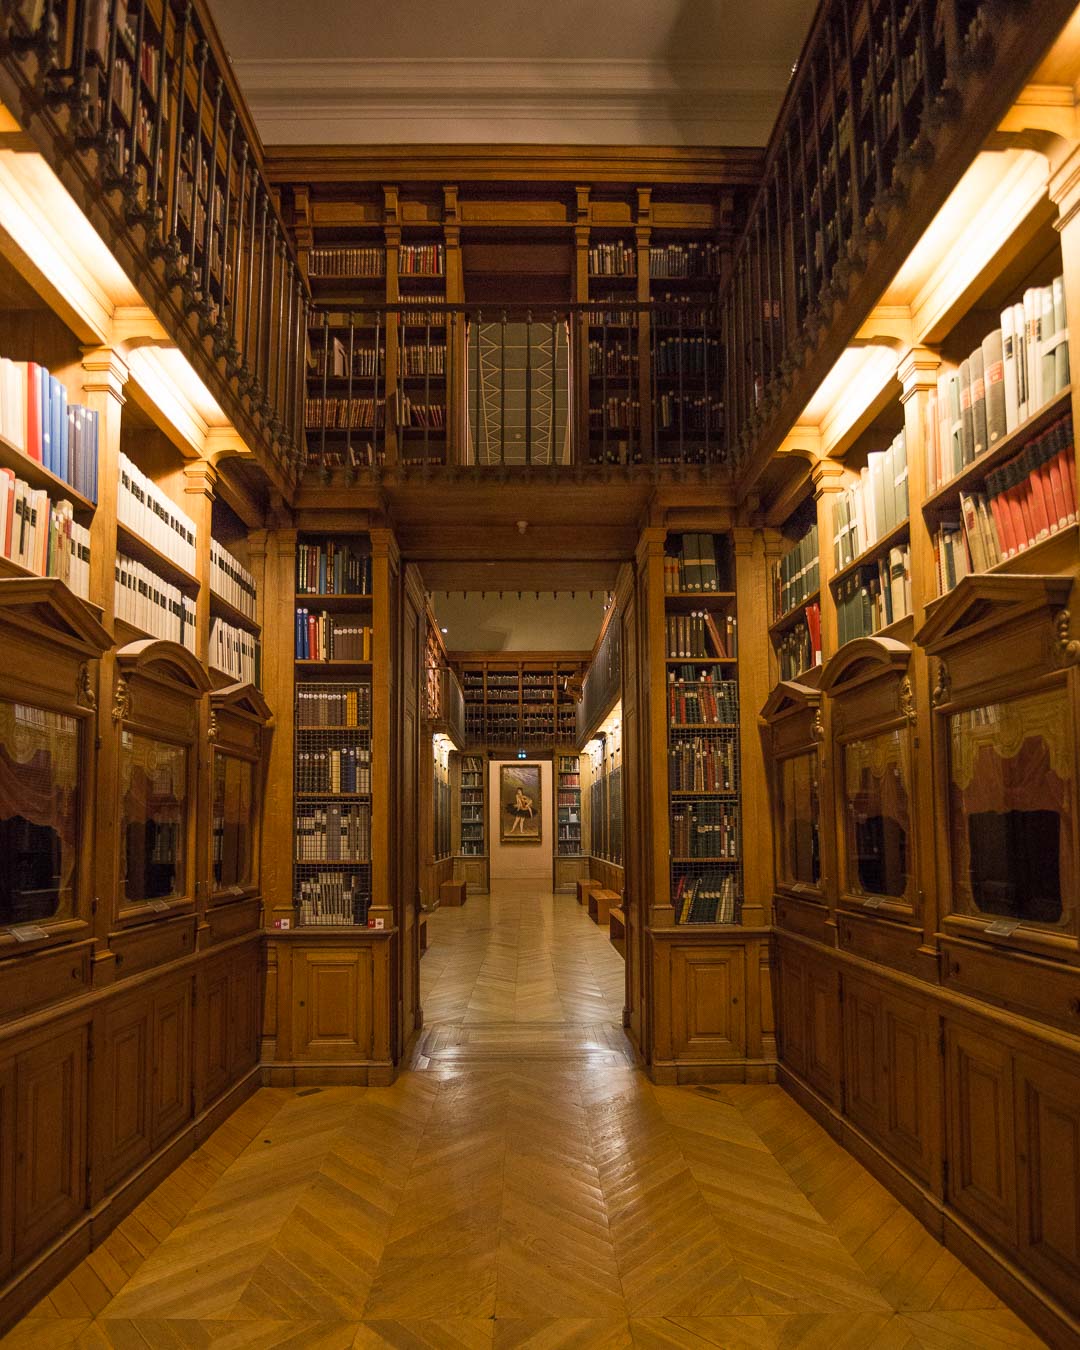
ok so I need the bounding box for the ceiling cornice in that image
[232,56,792,148]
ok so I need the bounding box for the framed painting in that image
[500,763,542,843]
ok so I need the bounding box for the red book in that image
[1006,459,1035,553]
[25,363,40,462]
[0,467,14,556]
[1024,440,1052,540]
[307,612,317,659]
[805,601,822,667]
[986,468,1015,558]
[1053,420,1077,521]
[1043,427,1069,531]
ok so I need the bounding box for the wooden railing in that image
[0,0,309,483]
[719,0,1078,486]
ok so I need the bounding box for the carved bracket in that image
[1055,610,1080,666]
[208,711,219,743]
[898,676,916,723]
[812,709,825,741]
[932,659,951,707]
[76,663,96,711]
[111,675,130,723]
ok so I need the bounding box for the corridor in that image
[2,888,1046,1348]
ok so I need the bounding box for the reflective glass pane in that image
[843,730,910,899]
[121,732,186,903]
[779,751,820,887]
[212,753,254,890]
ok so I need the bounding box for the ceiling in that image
[431,591,610,654]
[209,0,817,147]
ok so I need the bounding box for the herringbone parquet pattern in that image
[2,887,1047,1349]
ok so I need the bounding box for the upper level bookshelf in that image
[455,655,589,749]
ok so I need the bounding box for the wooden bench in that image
[419,912,429,954]
[588,889,619,926]
[577,877,601,905]
[440,879,467,907]
[608,906,626,958]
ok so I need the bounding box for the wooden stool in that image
[419,912,429,954]
[588,889,618,925]
[577,877,601,905]
[440,879,467,907]
[608,906,626,958]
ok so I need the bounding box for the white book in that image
[1000,311,1018,434]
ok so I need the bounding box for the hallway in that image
[3,889,1046,1348]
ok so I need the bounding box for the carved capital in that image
[111,675,130,723]
[76,663,96,711]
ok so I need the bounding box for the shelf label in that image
[273,917,291,930]
[150,899,171,912]
[10,925,48,943]
[984,919,1019,937]
[862,896,884,909]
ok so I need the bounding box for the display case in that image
[917,575,1078,972]
[111,641,210,931]
[0,580,110,957]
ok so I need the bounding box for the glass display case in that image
[120,732,188,904]
[842,729,910,900]
[779,750,821,888]
[209,681,271,905]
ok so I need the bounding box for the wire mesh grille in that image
[460,754,485,855]
[294,681,372,926]
[668,668,741,923]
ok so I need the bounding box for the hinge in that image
[91,896,98,916]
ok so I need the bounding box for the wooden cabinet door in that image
[1015,1052,1080,1315]
[879,987,939,1188]
[0,1057,13,1283]
[15,1026,88,1262]
[97,995,152,1191]
[944,1022,1017,1250]
[777,945,806,1079]
[804,957,840,1106]
[842,975,886,1143]
[151,979,193,1149]
[291,947,374,1061]
[228,947,259,1080]
[199,962,231,1104]
[668,944,747,1062]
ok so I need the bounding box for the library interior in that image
[0,0,1079,1345]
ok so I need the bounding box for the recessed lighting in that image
[441,626,448,634]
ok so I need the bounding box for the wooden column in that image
[383,184,401,468]
[636,525,673,928]
[261,525,297,927]
[81,347,129,979]
[368,525,400,931]
[573,186,591,464]
[733,526,772,928]
[183,459,217,949]
[811,457,847,662]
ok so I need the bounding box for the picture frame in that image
[499,762,542,844]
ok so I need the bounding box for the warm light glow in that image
[126,344,233,457]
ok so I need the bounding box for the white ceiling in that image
[210,0,816,147]
[431,591,610,653]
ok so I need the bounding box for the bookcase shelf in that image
[828,517,910,592]
[116,521,200,594]
[0,432,96,518]
[769,589,821,639]
[293,592,373,606]
[209,590,260,635]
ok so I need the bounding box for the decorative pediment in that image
[0,577,111,657]
[915,574,1074,656]
[760,677,822,724]
[820,635,910,699]
[116,640,212,696]
[210,681,273,724]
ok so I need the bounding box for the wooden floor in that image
[3,886,1047,1348]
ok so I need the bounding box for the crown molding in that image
[232,56,791,147]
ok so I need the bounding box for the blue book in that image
[48,377,60,478]
[319,550,327,595]
[39,368,51,473]
[89,409,99,503]
[57,381,68,485]
[295,608,303,659]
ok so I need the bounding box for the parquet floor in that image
[3,886,1047,1349]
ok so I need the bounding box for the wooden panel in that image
[98,995,152,1189]
[944,1021,1017,1250]
[0,1057,13,1283]
[804,956,840,1104]
[669,944,746,1061]
[199,962,231,1104]
[843,975,886,1143]
[880,988,938,1186]
[0,941,94,1021]
[229,946,260,1079]
[1016,1052,1080,1314]
[151,979,193,1148]
[110,915,196,980]
[292,948,374,1061]
[14,1025,87,1262]
[777,945,807,1079]
[941,938,1080,1037]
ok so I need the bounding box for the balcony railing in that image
[0,0,308,482]
[719,0,1078,486]
[303,300,729,478]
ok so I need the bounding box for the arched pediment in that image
[0,577,111,657]
[915,574,1073,655]
[760,676,822,723]
[210,681,273,724]
[116,640,212,695]
[820,635,910,698]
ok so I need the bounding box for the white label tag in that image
[984,918,1019,936]
[150,900,171,912]
[863,896,883,910]
[10,925,48,943]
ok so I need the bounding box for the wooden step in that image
[588,889,619,925]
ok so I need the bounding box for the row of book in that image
[295,874,368,927]
[668,738,738,793]
[208,618,260,685]
[588,341,636,378]
[590,397,640,430]
[834,547,912,647]
[665,611,737,660]
[831,429,909,571]
[653,336,722,378]
[925,279,1070,493]
[649,243,725,279]
[401,345,446,376]
[0,470,90,594]
[656,393,723,432]
[296,747,371,795]
[771,523,820,621]
[0,357,100,503]
[933,420,1077,594]
[114,553,197,652]
[399,243,445,276]
[304,396,384,430]
[209,539,257,623]
[667,673,738,725]
[294,610,372,662]
[589,241,635,276]
[312,339,385,379]
[776,603,822,682]
[117,452,198,576]
[295,684,371,728]
[400,397,446,429]
[308,246,385,278]
[664,532,727,592]
[295,804,371,862]
[296,539,372,596]
[671,802,739,859]
[673,871,738,925]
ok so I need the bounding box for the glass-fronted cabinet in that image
[208,683,271,906]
